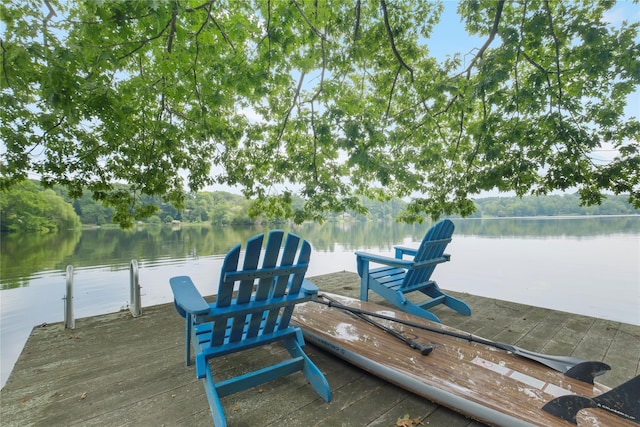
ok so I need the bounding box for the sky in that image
[427,0,484,60]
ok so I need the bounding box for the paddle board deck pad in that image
[291,293,639,426]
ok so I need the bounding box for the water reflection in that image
[1,216,639,289]
[1,230,81,289]
[453,216,640,238]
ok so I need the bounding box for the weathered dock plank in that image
[1,271,638,426]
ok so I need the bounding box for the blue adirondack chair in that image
[170,230,331,426]
[355,219,471,323]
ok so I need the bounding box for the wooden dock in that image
[2,271,639,426]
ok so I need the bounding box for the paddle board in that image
[291,293,639,426]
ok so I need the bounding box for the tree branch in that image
[462,0,505,78]
[185,0,215,12]
[310,101,319,183]
[380,0,413,81]
[309,37,327,103]
[354,0,361,42]
[211,15,236,52]
[157,84,166,122]
[42,0,57,49]
[543,0,563,115]
[519,50,554,113]
[117,19,172,60]
[513,0,530,116]
[454,110,465,155]
[292,0,325,39]
[192,2,214,115]
[1,40,9,87]
[386,65,401,119]
[37,116,65,149]
[294,0,327,108]
[267,0,272,67]
[409,102,448,145]
[276,72,306,144]
[167,5,178,53]
[394,89,461,122]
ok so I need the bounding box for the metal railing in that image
[63,259,142,328]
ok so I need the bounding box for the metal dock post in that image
[130,259,142,317]
[64,265,75,329]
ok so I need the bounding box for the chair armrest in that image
[169,276,210,315]
[355,251,414,268]
[301,279,319,296]
[394,247,451,262]
[394,246,417,258]
[412,256,451,269]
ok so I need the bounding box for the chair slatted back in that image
[209,230,311,347]
[402,219,454,288]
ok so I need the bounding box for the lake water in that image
[1,216,639,387]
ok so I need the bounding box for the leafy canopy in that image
[2,0,639,227]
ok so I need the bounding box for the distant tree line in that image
[0,180,638,233]
[472,194,639,218]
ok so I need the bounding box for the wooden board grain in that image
[292,293,637,427]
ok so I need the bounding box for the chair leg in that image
[419,284,472,316]
[443,294,472,316]
[358,260,370,301]
[360,284,369,301]
[283,336,332,402]
[359,275,370,301]
[401,299,441,323]
[185,316,192,366]
[196,333,331,426]
[202,365,227,427]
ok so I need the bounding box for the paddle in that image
[321,294,433,356]
[316,294,610,383]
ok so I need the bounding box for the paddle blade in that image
[511,348,592,377]
[564,361,611,384]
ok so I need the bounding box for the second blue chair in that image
[356,219,471,322]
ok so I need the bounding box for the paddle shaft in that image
[315,295,593,375]
[318,295,504,345]
[320,294,433,356]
